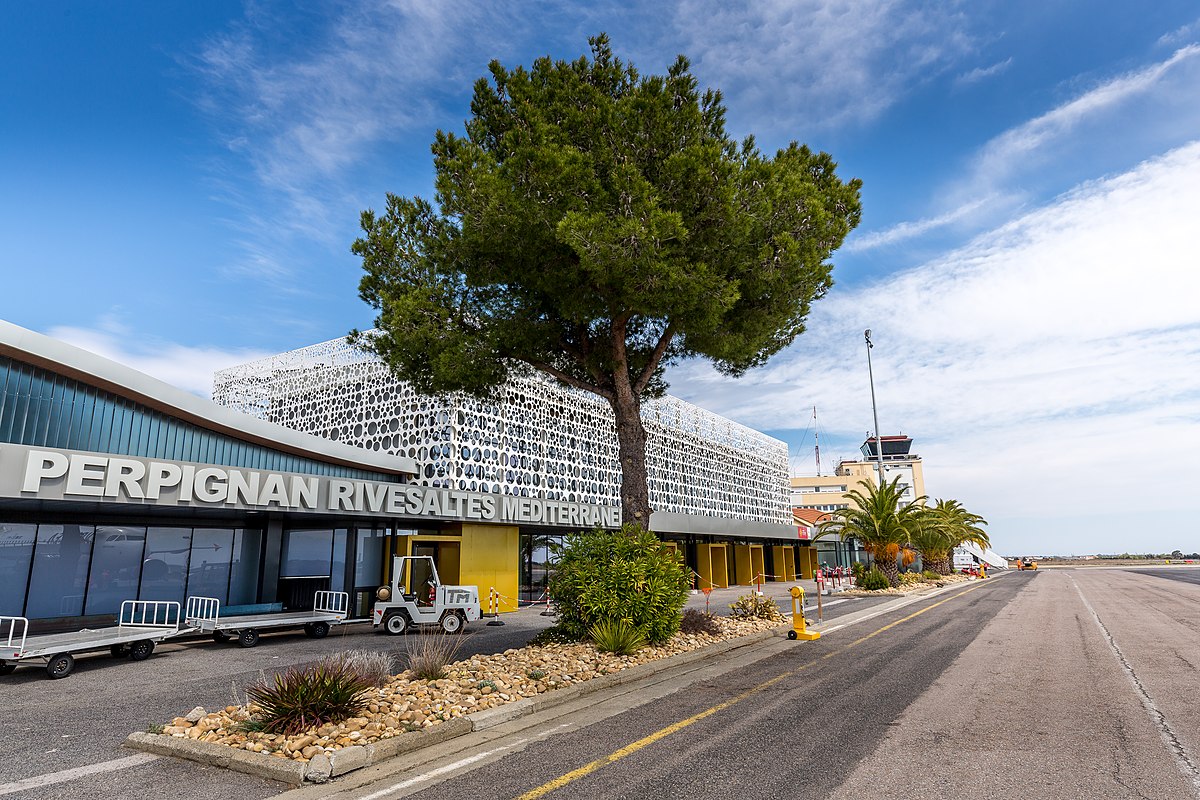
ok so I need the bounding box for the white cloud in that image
[853,44,1200,252]
[955,57,1012,86]
[1157,17,1200,48]
[668,141,1200,554]
[846,196,992,252]
[46,324,271,399]
[674,0,976,132]
[974,44,1200,184]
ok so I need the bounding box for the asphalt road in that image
[292,569,1200,800]
[10,569,1200,799]
[0,582,879,799]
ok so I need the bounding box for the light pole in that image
[864,329,886,488]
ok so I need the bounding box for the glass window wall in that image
[85,525,146,615]
[229,528,263,606]
[24,524,93,618]
[280,529,334,578]
[0,523,36,616]
[187,528,235,604]
[0,356,395,482]
[139,527,193,605]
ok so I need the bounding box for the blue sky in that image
[3,2,1199,556]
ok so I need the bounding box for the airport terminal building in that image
[1,321,808,631]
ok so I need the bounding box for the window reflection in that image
[25,524,94,618]
[0,523,36,616]
[85,526,146,615]
[229,528,263,606]
[188,528,234,604]
[139,527,193,605]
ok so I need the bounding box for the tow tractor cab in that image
[372,555,481,634]
[1018,558,1038,571]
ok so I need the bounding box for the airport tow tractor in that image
[373,555,481,635]
[1017,558,1038,571]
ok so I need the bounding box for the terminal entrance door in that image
[411,541,461,586]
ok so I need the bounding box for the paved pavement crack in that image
[1069,574,1200,798]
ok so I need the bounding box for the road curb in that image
[124,625,788,785]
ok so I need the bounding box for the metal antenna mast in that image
[813,406,821,476]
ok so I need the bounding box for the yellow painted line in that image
[516,582,989,800]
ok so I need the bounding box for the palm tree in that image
[816,477,924,586]
[909,511,953,575]
[919,499,989,575]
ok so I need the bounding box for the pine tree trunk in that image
[609,386,651,529]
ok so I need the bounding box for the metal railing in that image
[314,591,350,619]
[184,596,221,629]
[118,600,182,629]
[1,616,29,658]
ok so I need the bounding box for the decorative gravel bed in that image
[840,573,973,597]
[154,615,783,764]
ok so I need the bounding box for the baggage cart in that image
[185,591,350,648]
[1,600,188,679]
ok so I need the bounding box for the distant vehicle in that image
[1017,558,1038,570]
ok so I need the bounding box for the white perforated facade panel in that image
[213,337,790,524]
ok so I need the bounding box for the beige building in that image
[790,435,925,511]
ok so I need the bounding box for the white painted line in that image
[0,752,160,796]
[1070,575,1200,797]
[356,723,573,800]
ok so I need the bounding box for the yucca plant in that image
[402,629,463,681]
[728,593,783,620]
[246,662,371,736]
[590,618,647,655]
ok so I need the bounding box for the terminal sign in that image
[5,446,621,529]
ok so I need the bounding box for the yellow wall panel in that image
[452,523,521,613]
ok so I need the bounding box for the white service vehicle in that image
[373,555,481,635]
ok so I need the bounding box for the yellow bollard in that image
[788,586,820,641]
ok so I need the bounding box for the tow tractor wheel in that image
[304,621,330,638]
[46,653,74,679]
[129,640,155,661]
[213,631,231,643]
[440,611,464,635]
[383,612,410,635]
[0,663,16,675]
[110,643,129,658]
[787,630,798,640]
[238,629,260,648]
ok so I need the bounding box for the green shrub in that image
[246,662,371,736]
[851,561,867,583]
[858,568,890,590]
[922,570,940,581]
[898,572,924,586]
[589,618,647,655]
[548,524,690,644]
[729,593,783,620]
[680,608,721,635]
[401,630,462,681]
[527,669,547,681]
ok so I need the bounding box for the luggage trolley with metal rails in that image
[185,591,350,648]
[1,600,189,679]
